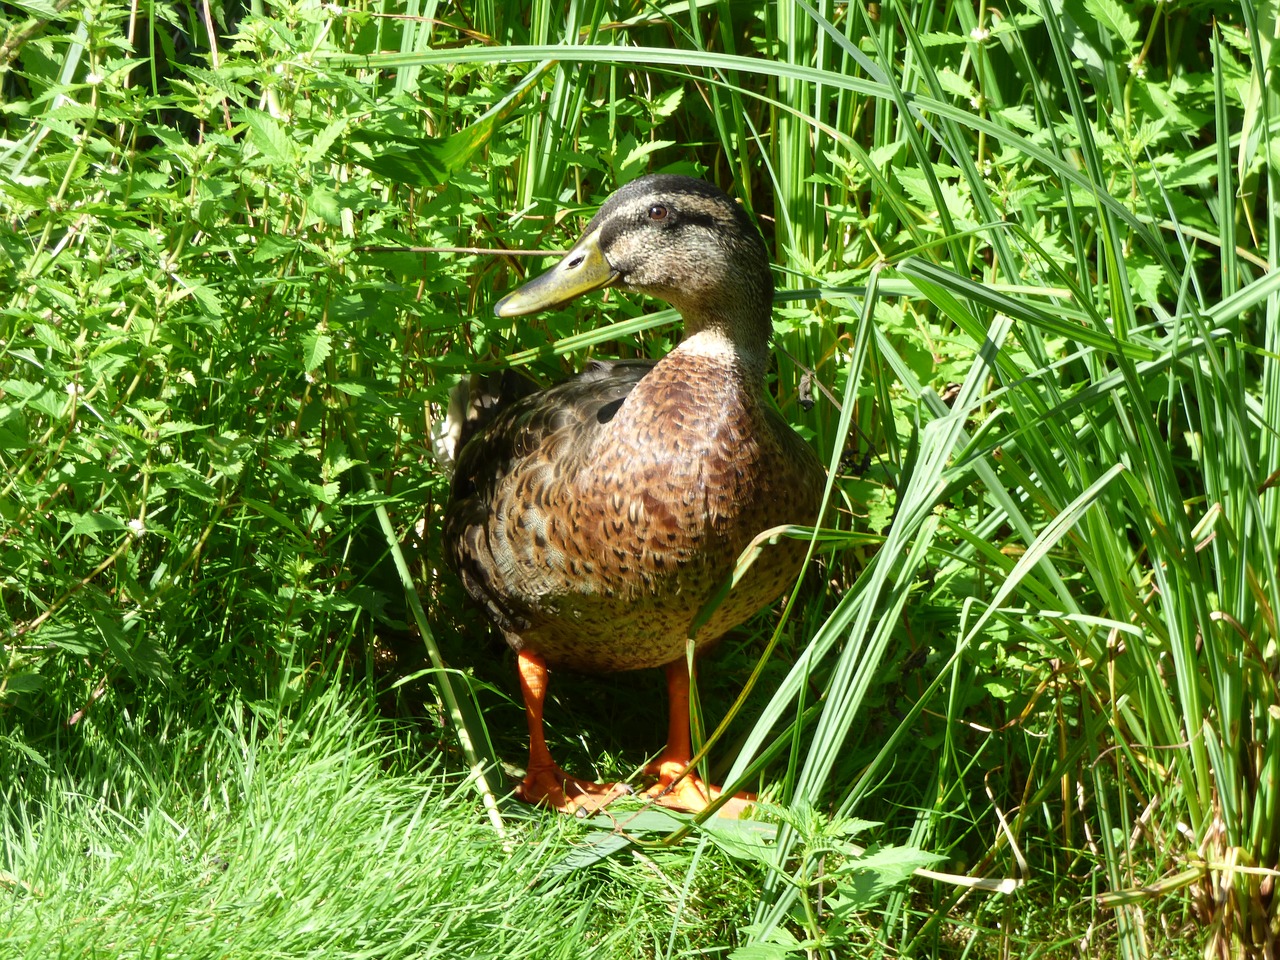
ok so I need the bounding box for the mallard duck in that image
[445,174,824,814]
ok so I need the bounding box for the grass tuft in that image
[1,686,762,958]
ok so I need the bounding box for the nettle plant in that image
[0,2,437,709]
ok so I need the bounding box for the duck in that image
[444,174,825,815]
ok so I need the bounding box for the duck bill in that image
[494,229,618,318]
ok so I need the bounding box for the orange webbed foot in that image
[641,660,756,818]
[643,759,756,818]
[517,762,631,815]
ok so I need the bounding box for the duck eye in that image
[648,204,668,221]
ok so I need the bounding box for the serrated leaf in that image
[9,0,66,17]
[618,139,676,181]
[919,30,968,47]
[835,817,882,837]
[158,420,208,437]
[321,439,358,479]
[651,87,684,119]
[204,434,253,480]
[995,104,1040,134]
[1,379,56,410]
[157,463,217,502]
[92,610,173,682]
[338,62,551,186]
[936,67,975,101]
[1083,0,1138,48]
[73,512,127,534]
[868,140,904,167]
[2,672,45,695]
[302,118,348,165]
[699,817,778,865]
[170,276,225,320]
[309,480,340,503]
[253,235,298,262]
[828,845,946,913]
[729,946,799,960]
[33,624,96,656]
[241,109,296,167]
[305,184,343,227]
[730,925,802,960]
[302,329,332,373]
[1128,261,1165,307]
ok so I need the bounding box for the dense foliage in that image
[2,1,1276,957]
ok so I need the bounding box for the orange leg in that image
[643,659,755,817]
[514,648,628,814]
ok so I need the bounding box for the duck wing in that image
[444,359,656,635]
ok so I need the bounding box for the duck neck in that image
[676,305,772,384]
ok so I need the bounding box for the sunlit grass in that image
[1,686,763,959]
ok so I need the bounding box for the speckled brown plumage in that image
[444,175,825,814]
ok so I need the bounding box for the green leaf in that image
[33,624,96,656]
[730,925,802,960]
[241,109,296,167]
[302,329,333,373]
[8,0,66,16]
[67,512,126,540]
[305,184,343,227]
[157,420,208,437]
[339,62,551,187]
[936,67,976,102]
[829,845,945,913]
[173,277,226,320]
[1128,260,1165,307]
[203,434,253,480]
[1083,0,1138,49]
[618,138,675,181]
[650,87,684,119]
[984,679,1017,699]
[729,946,800,960]
[1,672,44,696]
[699,817,778,865]
[545,831,633,875]
[301,117,349,165]
[92,610,173,682]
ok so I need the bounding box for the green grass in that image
[1,683,764,959]
[2,0,1276,957]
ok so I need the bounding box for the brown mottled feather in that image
[444,175,824,674]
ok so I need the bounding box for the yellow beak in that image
[494,228,618,318]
